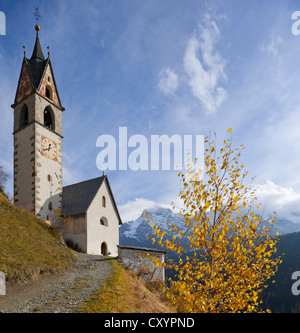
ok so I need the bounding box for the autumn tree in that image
[51,207,72,234]
[146,130,281,313]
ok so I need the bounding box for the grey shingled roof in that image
[117,245,167,254]
[62,176,122,225]
[62,176,105,217]
[31,33,45,60]
[26,31,47,90]
[25,57,46,90]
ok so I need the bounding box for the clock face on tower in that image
[41,135,57,162]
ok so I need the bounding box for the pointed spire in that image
[30,25,45,60]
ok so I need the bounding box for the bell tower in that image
[12,25,65,222]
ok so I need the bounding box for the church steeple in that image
[30,25,45,60]
[12,23,64,221]
[13,25,64,110]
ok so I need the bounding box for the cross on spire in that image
[34,7,41,25]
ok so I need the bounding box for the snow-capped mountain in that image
[269,217,300,235]
[119,207,300,249]
[119,207,185,249]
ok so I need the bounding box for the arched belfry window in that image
[45,85,52,100]
[102,196,106,207]
[44,107,54,130]
[20,104,29,128]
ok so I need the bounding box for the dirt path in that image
[0,253,113,313]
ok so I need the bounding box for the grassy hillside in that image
[77,261,174,313]
[0,192,75,285]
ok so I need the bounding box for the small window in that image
[48,76,51,83]
[48,202,53,211]
[20,104,29,128]
[102,196,106,207]
[100,217,108,226]
[47,175,52,182]
[45,86,52,100]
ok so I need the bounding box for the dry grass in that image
[77,261,175,313]
[0,192,75,285]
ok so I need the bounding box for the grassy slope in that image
[77,261,175,313]
[0,192,74,285]
[0,193,171,312]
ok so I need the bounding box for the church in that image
[12,25,122,257]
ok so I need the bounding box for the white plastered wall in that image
[86,180,120,256]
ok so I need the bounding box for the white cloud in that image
[62,154,85,187]
[158,67,178,96]
[256,180,300,222]
[261,34,283,57]
[118,180,300,224]
[63,166,77,186]
[118,197,171,222]
[183,18,227,114]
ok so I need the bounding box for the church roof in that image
[31,32,45,60]
[13,26,64,109]
[25,29,47,90]
[62,176,122,224]
[25,57,47,90]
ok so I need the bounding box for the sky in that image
[1,0,300,223]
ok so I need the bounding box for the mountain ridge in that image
[120,206,300,249]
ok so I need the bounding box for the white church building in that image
[12,25,122,257]
[62,176,122,256]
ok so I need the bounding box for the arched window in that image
[45,85,52,100]
[102,196,106,207]
[101,242,107,255]
[44,107,54,130]
[100,216,108,226]
[20,104,29,128]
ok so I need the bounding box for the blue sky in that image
[1,0,300,222]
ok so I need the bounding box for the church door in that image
[101,242,107,255]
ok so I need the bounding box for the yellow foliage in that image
[145,131,281,313]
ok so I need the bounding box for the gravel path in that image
[0,253,113,313]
